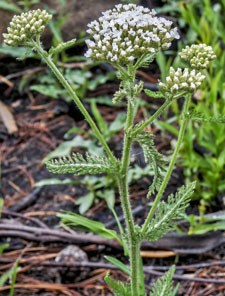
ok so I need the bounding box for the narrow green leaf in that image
[0,269,12,287]
[0,198,3,219]
[0,243,9,256]
[104,256,130,275]
[0,1,21,13]
[91,100,108,135]
[58,212,122,244]
[9,261,18,296]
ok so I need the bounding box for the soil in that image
[1,53,225,296]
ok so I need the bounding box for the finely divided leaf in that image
[188,111,225,124]
[136,132,167,197]
[145,182,195,241]
[46,152,118,175]
[144,89,164,99]
[105,273,131,296]
[134,53,156,69]
[149,266,176,296]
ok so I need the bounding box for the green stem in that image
[31,39,115,163]
[132,92,186,138]
[142,95,191,235]
[119,84,142,295]
[132,99,171,137]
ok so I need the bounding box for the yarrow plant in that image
[3,4,217,296]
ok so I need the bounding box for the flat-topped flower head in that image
[158,67,205,95]
[3,9,52,46]
[179,44,216,69]
[85,4,179,65]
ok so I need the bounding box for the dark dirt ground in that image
[1,56,225,296]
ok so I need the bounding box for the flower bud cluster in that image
[85,4,179,64]
[158,67,205,95]
[3,9,52,46]
[179,44,216,69]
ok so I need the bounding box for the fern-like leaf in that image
[136,132,167,197]
[105,273,131,296]
[144,89,164,99]
[46,153,118,176]
[134,53,156,69]
[188,111,225,123]
[149,266,176,296]
[144,182,195,241]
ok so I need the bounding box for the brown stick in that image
[0,223,119,248]
[9,187,42,212]
[2,209,48,228]
[0,283,80,296]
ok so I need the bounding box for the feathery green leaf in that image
[105,273,131,296]
[136,132,167,197]
[188,110,225,123]
[144,89,164,99]
[149,266,176,296]
[45,153,118,176]
[134,53,156,69]
[144,182,195,241]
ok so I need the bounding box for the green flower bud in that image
[3,9,52,46]
[179,44,216,69]
[158,67,205,95]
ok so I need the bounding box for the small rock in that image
[55,245,88,263]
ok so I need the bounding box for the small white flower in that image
[85,3,179,64]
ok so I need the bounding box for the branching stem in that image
[132,92,186,138]
[118,69,143,296]
[142,95,191,235]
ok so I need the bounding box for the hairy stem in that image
[131,92,186,138]
[31,39,115,163]
[118,74,143,295]
[142,95,191,234]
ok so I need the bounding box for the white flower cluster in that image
[3,9,52,46]
[158,67,205,94]
[85,4,179,64]
[179,44,216,69]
